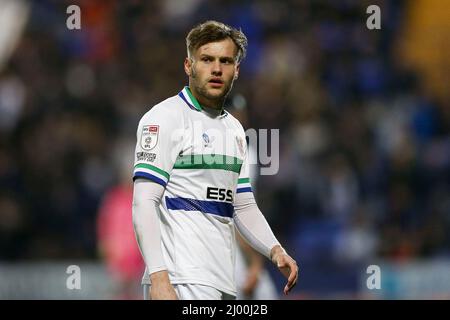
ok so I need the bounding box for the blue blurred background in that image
[0,0,449,299]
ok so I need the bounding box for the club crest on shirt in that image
[141,125,159,150]
[202,132,215,148]
[236,136,245,156]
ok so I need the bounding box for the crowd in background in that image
[0,0,448,295]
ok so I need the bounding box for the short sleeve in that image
[133,105,183,187]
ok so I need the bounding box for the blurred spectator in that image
[96,139,144,299]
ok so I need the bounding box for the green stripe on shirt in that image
[174,154,243,173]
[238,178,250,184]
[134,163,170,180]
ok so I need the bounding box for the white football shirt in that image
[133,86,253,296]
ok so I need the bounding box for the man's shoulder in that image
[223,110,246,135]
[139,94,184,123]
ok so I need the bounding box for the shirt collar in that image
[179,86,202,111]
[178,86,227,117]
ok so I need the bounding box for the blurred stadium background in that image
[0,0,449,299]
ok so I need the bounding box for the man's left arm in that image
[233,191,299,295]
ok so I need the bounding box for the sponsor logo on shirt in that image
[136,152,157,162]
[206,187,234,202]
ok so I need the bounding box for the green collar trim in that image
[184,86,203,111]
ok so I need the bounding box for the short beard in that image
[190,65,234,107]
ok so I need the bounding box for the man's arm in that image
[132,179,178,300]
[233,192,299,295]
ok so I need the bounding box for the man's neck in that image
[188,85,224,116]
[202,104,223,117]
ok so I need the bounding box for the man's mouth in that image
[208,78,224,87]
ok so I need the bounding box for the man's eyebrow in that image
[199,54,214,59]
[199,54,235,61]
[220,56,235,62]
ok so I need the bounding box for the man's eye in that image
[202,57,211,62]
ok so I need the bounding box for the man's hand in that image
[149,270,178,300]
[270,245,298,296]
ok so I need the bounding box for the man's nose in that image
[211,60,222,75]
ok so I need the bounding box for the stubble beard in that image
[190,66,234,108]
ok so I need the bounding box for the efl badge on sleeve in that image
[141,125,159,150]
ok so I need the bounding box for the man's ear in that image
[184,57,192,77]
[234,63,240,80]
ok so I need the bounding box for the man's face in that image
[184,38,240,104]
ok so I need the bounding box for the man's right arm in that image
[132,178,178,300]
